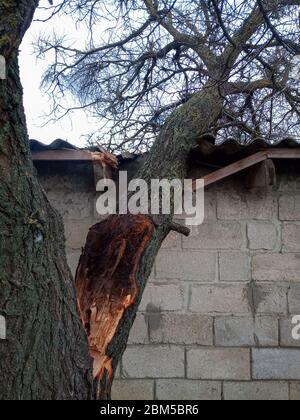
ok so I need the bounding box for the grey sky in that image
[19,3,99,148]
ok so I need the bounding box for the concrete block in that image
[290,382,300,400]
[156,380,221,400]
[252,253,300,281]
[48,191,93,220]
[217,190,277,221]
[156,251,217,282]
[187,348,251,380]
[140,284,187,312]
[223,381,289,401]
[122,346,185,378]
[215,316,278,347]
[251,283,287,314]
[149,313,213,345]
[282,223,300,251]
[189,285,250,314]
[253,349,300,380]
[183,222,245,250]
[279,195,300,221]
[112,380,154,400]
[219,252,250,282]
[247,222,278,250]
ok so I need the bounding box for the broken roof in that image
[30,138,300,188]
[30,137,300,159]
[30,139,140,164]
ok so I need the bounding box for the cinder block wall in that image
[37,162,300,401]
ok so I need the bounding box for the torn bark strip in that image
[75,215,154,388]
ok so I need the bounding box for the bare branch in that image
[37,0,300,150]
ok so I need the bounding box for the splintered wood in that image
[75,215,154,383]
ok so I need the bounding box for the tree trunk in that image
[0,1,94,400]
[76,84,224,399]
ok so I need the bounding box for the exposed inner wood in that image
[75,214,154,383]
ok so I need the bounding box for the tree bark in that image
[0,1,94,400]
[76,83,224,399]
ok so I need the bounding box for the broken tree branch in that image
[75,214,154,399]
[170,221,191,237]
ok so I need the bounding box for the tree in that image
[38,0,300,399]
[0,1,94,400]
[40,0,300,151]
[1,0,300,400]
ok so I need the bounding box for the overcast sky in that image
[19,2,300,149]
[19,3,99,148]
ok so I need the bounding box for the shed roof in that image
[30,138,300,188]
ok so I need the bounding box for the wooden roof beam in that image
[31,149,93,161]
[267,148,300,159]
[192,148,300,190]
[195,151,268,189]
